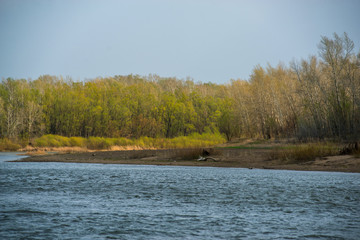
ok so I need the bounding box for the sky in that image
[0,0,359,84]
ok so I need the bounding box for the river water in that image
[1,153,359,239]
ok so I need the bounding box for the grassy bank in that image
[0,133,226,152]
[2,135,358,165]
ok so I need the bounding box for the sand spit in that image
[13,148,360,173]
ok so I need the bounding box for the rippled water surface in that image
[1,153,360,239]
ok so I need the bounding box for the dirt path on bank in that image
[12,148,360,173]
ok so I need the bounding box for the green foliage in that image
[112,137,134,146]
[34,134,71,147]
[0,33,358,142]
[86,137,112,150]
[69,137,86,147]
[31,133,226,150]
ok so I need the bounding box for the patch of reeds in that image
[269,142,339,163]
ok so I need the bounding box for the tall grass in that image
[270,142,339,163]
[32,133,226,150]
[0,138,21,151]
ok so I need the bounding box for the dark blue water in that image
[1,153,359,239]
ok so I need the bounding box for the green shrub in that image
[34,136,48,147]
[31,132,226,150]
[34,135,56,147]
[113,137,134,146]
[69,137,86,147]
[86,137,111,150]
[34,134,71,147]
[55,135,71,147]
[163,133,226,149]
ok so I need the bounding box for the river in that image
[1,153,359,239]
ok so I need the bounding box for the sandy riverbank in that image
[12,147,360,173]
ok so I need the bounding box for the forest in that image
[0,33,359,148]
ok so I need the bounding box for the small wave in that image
[1,209,48,215]
[301,234,344,239]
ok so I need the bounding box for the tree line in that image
[0,33,359,142]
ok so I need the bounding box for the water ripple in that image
[1,157,360,239]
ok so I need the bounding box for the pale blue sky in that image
[0,0,359,83]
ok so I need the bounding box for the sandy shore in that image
[12,148,360,173]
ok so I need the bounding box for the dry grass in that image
[23,151,47,156]
[269,143,339,163]
[109,145,155,151]
[0,138,21,151]
[19,146,90,154]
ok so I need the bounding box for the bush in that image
[86,137,111,150]
[55,135,71,147]
[163,133,226,149]
[113,137,134,146]
[31,133,226,150]
[34,134,71,147]
[69,137,86,147]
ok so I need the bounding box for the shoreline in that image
[11,148,360,173]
